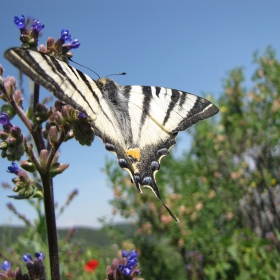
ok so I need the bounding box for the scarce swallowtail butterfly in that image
[4,48,219,222]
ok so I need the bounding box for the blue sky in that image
[0,1,280,228]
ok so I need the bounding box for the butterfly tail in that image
[161,200,180,222]
[141,179,179,222]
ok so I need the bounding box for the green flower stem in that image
[32,83,46,152]
[2,80,61,279]
[46,127,67,169]
[23,139,42,172]
[32,82,61,279]
[40,173,60,280]
[33,83,40,112]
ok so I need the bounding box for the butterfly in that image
[4,48,219,221]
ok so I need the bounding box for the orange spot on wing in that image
[126,148,141,161]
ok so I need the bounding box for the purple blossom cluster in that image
[106,249,141,280]
[0,252,45,279]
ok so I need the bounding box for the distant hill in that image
[0,223,137,248]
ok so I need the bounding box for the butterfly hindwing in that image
[118,85,218,220]
[4,47,219,222]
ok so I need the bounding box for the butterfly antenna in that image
[106,72,126,77]
[68,57,100,79]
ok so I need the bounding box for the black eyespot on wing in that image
[151,161,160,171]
[105,143,115,152]
[119,158,128,168]
[134,174,141,183]
[142,177,153,185]
[157,148,169,157]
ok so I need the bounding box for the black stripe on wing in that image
[4,48,99,117]
[175,95,219,132]
[135,86,153,137]
[162,89,181,125]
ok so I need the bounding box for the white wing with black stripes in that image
[4,47,219,222]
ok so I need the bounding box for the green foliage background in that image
[104,47,280,280]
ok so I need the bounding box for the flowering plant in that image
[0,14,142,280]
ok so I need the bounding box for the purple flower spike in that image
[32,19,44,32]
[14,15,25,29]
[0,261,11,271]
[118,250,139,277]
[60,29,71,42]
[0,112,10,126]
[108,249,140,278]
[7,162,20,174]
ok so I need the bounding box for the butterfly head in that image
[96,77,119,93]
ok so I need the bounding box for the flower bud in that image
[64,130,74,142]
[0,131,9,140]
[13,90,23,107]
[4,76,17,90]
[5,136,16,145]
[49,126,58,146]
[0,141,8,149]
[46,37,55,49]
[39,149,49,167]
[1,103,16,119]
[25,106,33,120]
[20,160,37,172]
[4,80,14,97]
[50,162,69,178]
[32,190,43,198]
[53,111,64,126]
[10,126,22,139]
[33,103,51,124]
[38,44,47,53]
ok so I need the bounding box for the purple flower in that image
[60,29,72,42]
[34,252,45,261]
[118,250,139,276]
[63,39,81,51]
[106,249,140,279]
[32,19,44,32]
[123,267,132,276]
[23,252,45,262]
[68,39,80,49]
[23,252,45,279]
[78,112,86,119]
[22,253,32,263]
[0,112,10,126]
[14,14,25,29]
[0,261,11,271]
[7,162,20,174]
